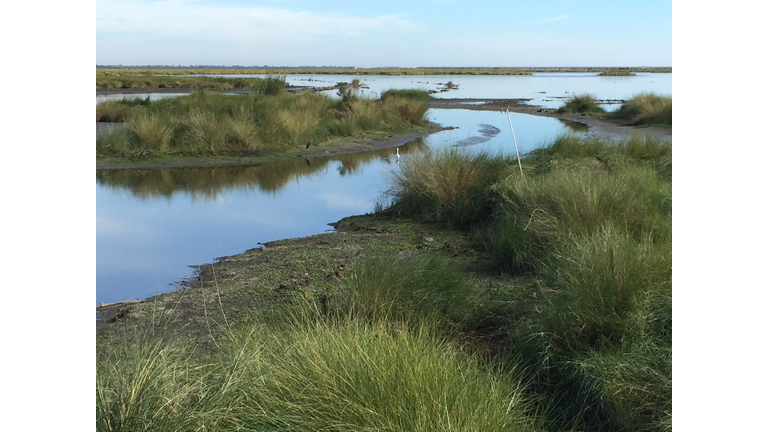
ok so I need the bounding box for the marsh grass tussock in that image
[556,93,606,114]
[610,93,672,126]
[389,148,510,228]
[241,319,539,432]
[97,315,540,431]
[128,114,175,155]
[332,254,476,327]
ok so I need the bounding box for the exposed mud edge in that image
[426,98,671,141]
[95,122,449,170]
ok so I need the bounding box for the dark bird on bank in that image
[306,141,312,149]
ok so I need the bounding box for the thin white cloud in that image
[534,14,570,24]
[97,0,420,41]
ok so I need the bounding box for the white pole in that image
[506,109,524,176]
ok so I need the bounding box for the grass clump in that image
[96,99,148,122]
[389,148,510,228]
[487,163,668,272]
[380,89,435,101]
[255,75,286,95]
[332,253,476,328]
[556,93,606,114]
[127,114,176,155]
[246,319,538,432]
[97,316,540,432]
[96,338,202,432]
[609,93,672,127]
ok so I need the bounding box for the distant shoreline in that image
[96,66,672,76]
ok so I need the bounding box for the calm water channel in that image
[96,73,672,304]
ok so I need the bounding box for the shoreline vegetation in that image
[97,66,672,78]
[96,83,435,164]
[557,93,672,127]
[98,133,672,432]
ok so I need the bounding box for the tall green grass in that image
[389,148,510,228]
[380,89,435,101]
[97,134,671,432]
[96,90,430,159]
[97,317,540,432]
[384,134,672,431]
[556,94,606,114]
[610,93,672,126]
[487,163,669,272]
[97,339,203,432]
[247,319,538,431]
[96,74,286,92]
[331,253,476,328]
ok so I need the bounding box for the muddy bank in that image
[96,214,485,337]
[427,98,672,141]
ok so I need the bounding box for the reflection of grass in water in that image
[95,138,429,199]
[557,119,590,132]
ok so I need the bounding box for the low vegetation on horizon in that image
[97,66,672,78]
[97,73,290,91]
[98,134,672,432]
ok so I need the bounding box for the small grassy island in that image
[98,132,672,431]
[598,70,636,76]
[97,79,435,165]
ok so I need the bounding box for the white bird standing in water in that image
[396,148,400,159]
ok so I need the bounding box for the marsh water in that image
[96,73,672,304]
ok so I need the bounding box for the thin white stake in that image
[506,109,524,176]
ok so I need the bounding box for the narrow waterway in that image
[97,72,672,304]
[96,108,583,304]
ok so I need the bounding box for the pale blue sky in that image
[96,0,672,67]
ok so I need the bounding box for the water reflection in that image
[97,139,427,200]
[558,119,591,133]
[99,73,672,110]
[96,108,580,304]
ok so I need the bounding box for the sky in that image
[96,0,672,67]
